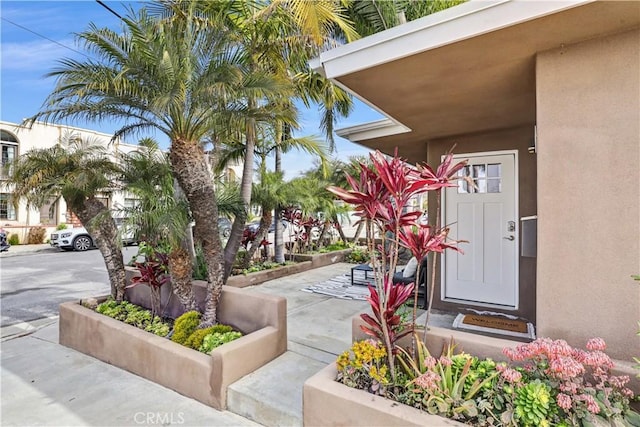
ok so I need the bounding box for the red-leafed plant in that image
[127,245,170,318]
[328,149,467,381]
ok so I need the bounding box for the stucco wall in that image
[536,29,640,361]
[0,120,138,230]
[426,126,538,323]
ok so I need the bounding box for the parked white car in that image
[50,227,94,251]
[50,223,137,251]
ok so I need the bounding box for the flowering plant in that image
[337,336,639,426]
[328,149,466,380]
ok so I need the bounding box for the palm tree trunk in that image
[168,246,197,312]
[168,179,197,311]
[169,138,224,327]
[74,198,126,301]
[274,122,285,264]
[274,146,285,264]
[351,221,364,243]
[241,209,272,269]
[317,221,330,249]
[332,214,347,243]
[223,104,256,280]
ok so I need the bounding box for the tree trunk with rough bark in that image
[241,209,273,269]
[333,215,348,243]
[168,246,197,312]
[317,221,330,249]
[351,221,364,243]
[274,143,285,264]
[167,180,197,311]
[223,109,256,280]
[169,138,224,327]
[74,198,126,301]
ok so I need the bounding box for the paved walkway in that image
[1,251,456,426]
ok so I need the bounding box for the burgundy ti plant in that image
[328,149,467,380]
[127,246,170,318]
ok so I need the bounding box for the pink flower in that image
[423,356,437,369]
[500,368,522,383]
[415,371,441,389]
[560,381,579,394]
[582,394,600,414]
[586,337,606,351]
[548,355,585,379]
[439,356,452,367]
[580,350,614,370]
[557,393,572,410]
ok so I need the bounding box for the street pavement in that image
[0,244,456,426]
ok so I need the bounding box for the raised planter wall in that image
[226,261,312,288]
[60,286,286,410]
[291,248,352,268]
[304,318,640,425]
[304,363,464,427]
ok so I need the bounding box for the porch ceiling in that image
[319,1,640,160]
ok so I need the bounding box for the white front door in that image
[443,152,518,307]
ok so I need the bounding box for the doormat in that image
[453,313,536,340]
[301,274,372,300]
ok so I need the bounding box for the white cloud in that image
[1,38,78,71]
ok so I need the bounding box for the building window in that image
[0,193,16,220]
[1,129,19,179]
[458,163,502,194]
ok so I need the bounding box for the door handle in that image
[503,235,515,241]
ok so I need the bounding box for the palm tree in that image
[119,138,195,310]
[241,170,287,268]
[8,134,126,300]
[120,138,246,313]
[344,0,466,37]
[27,7,281,326]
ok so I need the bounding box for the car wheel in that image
[223,228,231,238]
[73,235,93,251]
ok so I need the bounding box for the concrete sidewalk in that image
[0,263,456,426]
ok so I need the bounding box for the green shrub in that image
[56,223,68,230]
[95,299,170,337]
[199,330,243,355]
[184,327,214,350]
[346,247,370,264]
[8,234,20,246]
[27,226,47,244]
[183,324,235,350]
[171,311,201,345]
[319,241,350,253]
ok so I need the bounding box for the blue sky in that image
[0,0,381,178]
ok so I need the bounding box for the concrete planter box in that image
[221,248,352,288]
[304,320,640,425]
[59,285,286,410]
[304,325,515,427]
[304,363,464,427]
[226,261,312,288]
[290,248,352,268]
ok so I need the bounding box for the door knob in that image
[503,235,515,241]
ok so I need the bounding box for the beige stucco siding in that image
[536,29,640,360]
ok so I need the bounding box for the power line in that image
[95,0,123,20]
[1,17,90,59]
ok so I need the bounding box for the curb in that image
[0,246,59,258]
[1,316,59,342]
